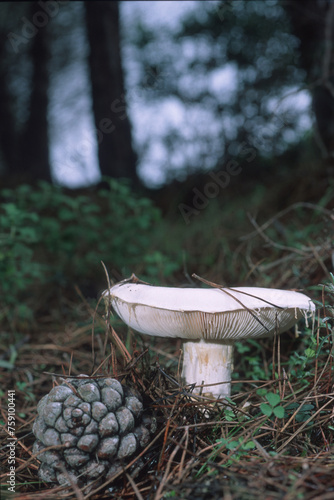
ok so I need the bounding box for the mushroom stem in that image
[181,340,234,399]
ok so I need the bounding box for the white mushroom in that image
[103,280,315,399]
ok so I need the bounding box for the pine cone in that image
[32,375,154,493]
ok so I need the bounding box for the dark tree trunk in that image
[283,0,334,157]
[19,2,51,182]
[0,32,18,176]
[283,1,327,81]
[84,1,138,183]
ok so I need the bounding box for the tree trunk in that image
[19,2,51,182]
[0,32,18,176]
[84,1,138,183]
[284,0,334,157]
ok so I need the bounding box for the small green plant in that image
[218,397,248,423]
[0,203,45,309]
[234,339,268,380]
[223,408,236,422]
[257,389,285,418]
[15,381,36,403]
[0,345,18,370]
[0,179,179,327]
[197,436,256,476]
[285,402,315,423]
[163,491,177,498]
[288,335,317,377]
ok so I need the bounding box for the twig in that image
[240,202,333,242]
[246,213,307,256]
[178,426,189,481]
[126,473,145,500]
[277,399,333,453]
[83,427,166,499]
[154,430,188,500]
[58,463,85,500]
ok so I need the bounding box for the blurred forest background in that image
[0,0,333,327]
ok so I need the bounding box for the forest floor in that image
[0,163,334,499]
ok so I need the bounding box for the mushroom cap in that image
[103,283,315,341]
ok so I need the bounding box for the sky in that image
[49,1,312,189]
